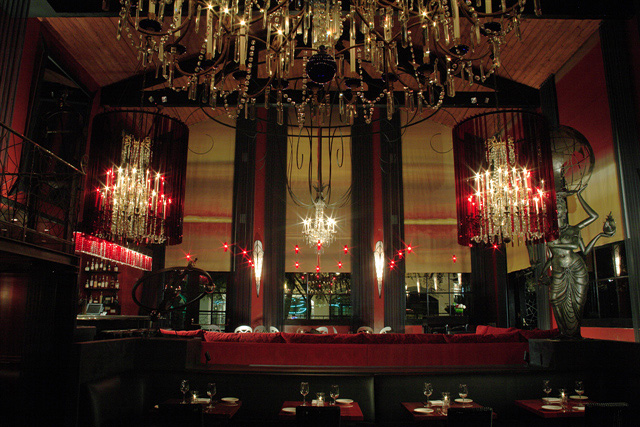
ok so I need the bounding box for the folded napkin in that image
[429,400,444,406]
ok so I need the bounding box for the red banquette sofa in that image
[160,326,559,367]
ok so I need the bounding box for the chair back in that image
[357,326,373,334]
[296,405,340,427]
[253,325,267,333]
[234,325,253,333]
[315,327,329,334]
[379,326,392,334]
[446,406,493,427]
[269,326,280,333]
[158,403,203,427]
[585,402,630,427]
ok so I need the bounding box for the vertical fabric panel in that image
[227,116,257,330]
[470,244,508,326]
[350,115,375,330]
[381,110,406,333]
[0,0,29,127]
[263,108,287,330]
[600,21,640,342]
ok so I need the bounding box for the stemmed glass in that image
[423,382,433,407]
[543,380,552,400]
[330,385,340,405]
[207,382,216,408]
[180,379,190,404]
[575,380,585,408]
[459,384,469,405]
[300,382,309,406]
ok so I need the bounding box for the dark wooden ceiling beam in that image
[33,0,631,19]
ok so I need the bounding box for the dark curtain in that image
[380,109,406,332]
[263,108,287,331]
[350,114,375,330]
[227,114,257,330]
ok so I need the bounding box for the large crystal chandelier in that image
[97,134,169,244]
[471,135,546,244]
[452,111,558,247]
[302,196,337,249]
[117,0,536,126]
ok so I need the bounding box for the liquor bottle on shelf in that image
[115,276,120,289]
[99,259,104,271]
[84,261,90,272]
[90,259,96,271]
[114,263,119,272]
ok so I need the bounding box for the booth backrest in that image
[80,373,149,427]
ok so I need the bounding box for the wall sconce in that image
[253,240,264,297]
[374,241,384,298]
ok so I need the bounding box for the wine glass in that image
[543,379,552,400]
[180,379,190,404]
[330,385,340,405]
[207,382,216,407]
[300,382,309,406]
[423,382,433,407]
[459,384,469,405]
[575,380,585,408]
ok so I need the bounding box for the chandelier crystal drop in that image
[116,0,535,126]
[470,136,547,245]
[97,134,169,244]
[302,197,337,249]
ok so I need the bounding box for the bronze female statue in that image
[538,189,616,338]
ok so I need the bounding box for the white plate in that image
[570,395,588,400]
[541,405,562,411]
[414,407,434,414]
[572,406,585,411]
[542,397,561,403]
[282,407,296,413]
[336,399,353,404]
[428,400,443,406]
[455,398,473,403]
[221,397,239,403]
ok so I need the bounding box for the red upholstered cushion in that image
[238,333,285,343]
[282,333,368,344]
[519,328,560,340]
[475,325,489,334]
[484,326,517,335]
[445,331,523,343]
[159,329,204,338]
[203,331,241,342]
[363,333,446,344]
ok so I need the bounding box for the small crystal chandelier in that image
[116,0,537,127]
[302,196,337,249]
[97,134,169,244]
[470,135,547,244]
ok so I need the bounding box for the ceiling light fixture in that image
[117,0,536,127]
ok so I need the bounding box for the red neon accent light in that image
[223,242,228,252]
[74,232,152,271]
[338,261,342,269]
[343,245,348,254]
[398,250,403,258]
[295,261,299,269]
[295,245,300,254]
[316,265,320,273]
[407,245,412,253]
[317,240,322,251]
[452,254,457,263]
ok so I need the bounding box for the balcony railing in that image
[0,120,84,254]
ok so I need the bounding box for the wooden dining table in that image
[401,400,492,421]
[279,400,364,421]
[515,398,590,418]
